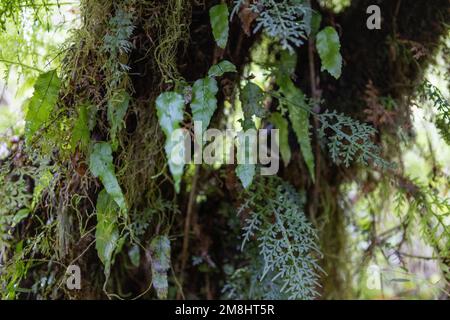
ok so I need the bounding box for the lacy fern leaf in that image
[234,177,322,299]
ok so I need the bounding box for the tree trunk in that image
[6,0,449,299]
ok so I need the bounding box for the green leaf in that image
[240,82,266,130]
[149,235,171,299]
[71,104,91,152]
[108,90,130,151]
[12,208,31,226]
[95,190,120,279]
[89,142,127,212]
[278,50,297,75]
[31,169,53,209]
[208,60,237,78]
[155,92,186,193]
[277,75,315,182]
[310,11,322,36]
[209,4,229,49]
[25,70,61,142]
[270,112,291,166]
[316,26,342,79]
[191,77,218,131]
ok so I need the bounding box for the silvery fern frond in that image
[318,110,392,168]
[232,0,312,52]
[233,177,322,300]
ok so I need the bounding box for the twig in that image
[308,35,321,224]
[177,165,200,299]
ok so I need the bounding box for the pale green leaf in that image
[149,235,171,299]
[191,77,218,131]
[155,92,186,193]
[208,60,237,78]
[25,70,61,142]
[270,112,291,166]
[316,26,342,79]
[209,4,229,49]
[89,142,127,212]
[95,189,120,279]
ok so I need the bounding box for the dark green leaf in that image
[208,60,237,78]
[277,75,315,182]
[270,112,291,166]
[71,104,91,152]
[240,82,266,130]
[209,4,229,49]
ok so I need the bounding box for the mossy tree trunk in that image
[13,0,449,299]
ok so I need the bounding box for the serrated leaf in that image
[149,235,171,299]
[209,4,229,49]
[25,70,61,142]
[155,92,186,193]
[108,90,130,151]
[277,75,315,182]
[316,26,342,79]
[208,60,237,78]
[270,112,291,166]
[191,77,218,131]
[95,189,120,279]
[89,142,127,212]
[240,82,266,130]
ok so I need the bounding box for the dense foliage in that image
[0,0,449,300]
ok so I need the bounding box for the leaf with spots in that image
[191,77,218,131]
[155,92,186,193]
[149,235,171,299]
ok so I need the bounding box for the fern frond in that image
[234,177,322,300]
[419,80,450,144]
[318,110,391,168]
[232,0,311,52]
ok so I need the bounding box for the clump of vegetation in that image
[0,0,449,300]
